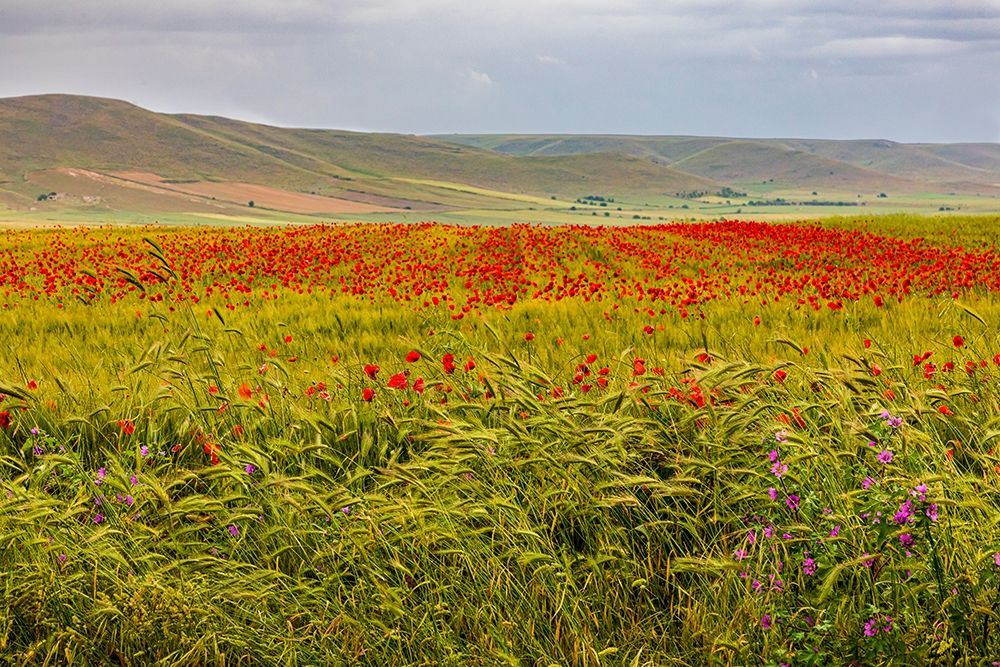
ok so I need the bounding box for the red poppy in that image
[364,364,380,379]
[362,387,375,402]
[238,383,252,400]
[405,350,421,363]
[387,372,408,390]
[953,335,964,348]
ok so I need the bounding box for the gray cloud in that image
[0,0,998,141]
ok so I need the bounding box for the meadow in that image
[2,215,1000,665]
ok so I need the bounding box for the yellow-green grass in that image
[2,217,1000,663]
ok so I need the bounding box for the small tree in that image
[248,200,255,208]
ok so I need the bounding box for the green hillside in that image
[2,94,998,225]
[0,95,720,214]
[438,133,1000,194]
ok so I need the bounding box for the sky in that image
[1,0,999,142]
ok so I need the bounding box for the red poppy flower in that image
[387,372,408,390]
[362,387,375,402]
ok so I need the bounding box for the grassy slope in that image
[0,95,721,215]
[3,94,998,224]
[438,134,1000,193]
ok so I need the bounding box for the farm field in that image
[4,215,1000,664]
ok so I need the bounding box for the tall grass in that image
[2,218,1000,663]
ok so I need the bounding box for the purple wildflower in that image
[94,468,106,485]
[877,449,893,465]
[786,494,800,511]
[829,524,841,538]
[926,504,939,522]
[93,513,104,524]
[761,614,772,630]
[894,499,914,525]
[803,556,817,576]
[244,463,256,475]
[899,533,914,548]
[140,445,149,457]
[768,487,778,501]
[994,552,1000,567]
[227,524,239,537]
[882,411,903,429]
[862,475,875,490]
[130,474,138,486]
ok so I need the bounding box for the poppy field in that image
[4,215,1000,664]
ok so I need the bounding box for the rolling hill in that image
[437,134,1000,194]
[0,94,718,216]
[1,94,998,224]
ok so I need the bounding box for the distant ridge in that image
[2,94,998,220]
[0,94,719,213]
[435,134,1000,194]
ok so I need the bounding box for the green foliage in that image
[2,217,1000,662]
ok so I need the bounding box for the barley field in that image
[2,216,1000,665]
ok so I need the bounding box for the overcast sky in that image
[1,0,999,142]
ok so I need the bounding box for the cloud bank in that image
[1,0,997,141]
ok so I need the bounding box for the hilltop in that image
[0,94,716,217]
[436,134,1000,194]
[1,94,998,224]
